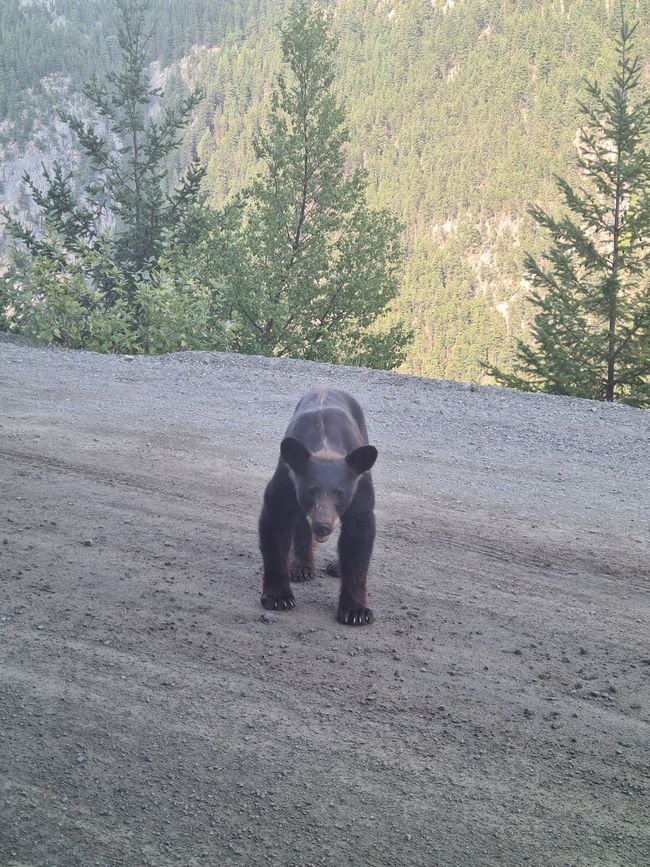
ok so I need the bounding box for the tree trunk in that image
[606,164,623,403]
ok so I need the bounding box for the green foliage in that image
[54,0,206,292]
[0,0,101,142]
[213,1,407,368]
[185,0,650,381]
[0,1,269,142]
[1,227,229,354]
[1,244,133,352]
[2,0,224,355]
[3,0,650,378]
[493,10,650,406]
[133,239,229,354]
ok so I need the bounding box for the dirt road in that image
[0,337,648,867]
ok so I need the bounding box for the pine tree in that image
[1,0,220,353]
[494,9,650,406]
[3,0,205,307]
[217,0,407,368]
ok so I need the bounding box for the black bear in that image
[259,387,378,625]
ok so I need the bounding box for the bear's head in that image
[280,437,377,542]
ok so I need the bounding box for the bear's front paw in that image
[336,607,373,626]
[290,564,314,582]
[261,590,296,611]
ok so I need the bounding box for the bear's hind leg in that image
[325,560,339,578]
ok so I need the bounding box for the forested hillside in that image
[1,0,649,381]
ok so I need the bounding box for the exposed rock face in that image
[0,72,125,238]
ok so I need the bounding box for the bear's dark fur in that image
[259,387,378,625]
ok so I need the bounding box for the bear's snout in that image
[313,522,333,542]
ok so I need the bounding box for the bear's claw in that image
[261,591,296,611]
[290,566,314,582]
[336,607,373,626]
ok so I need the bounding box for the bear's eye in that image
[308,486,321,497]
[335,489,344,500]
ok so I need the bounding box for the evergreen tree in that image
[4,0,649,378]
[494,10,650,405]
[2,0,216,351]
[3,1,205,292]
[216,0,407,367]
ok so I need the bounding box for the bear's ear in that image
[345,445,378,475]
[281,437,311,474]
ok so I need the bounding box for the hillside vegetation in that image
[1,0,649,381]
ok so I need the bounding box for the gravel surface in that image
[0,336,648,867]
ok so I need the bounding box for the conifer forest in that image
[1,0,649,403]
